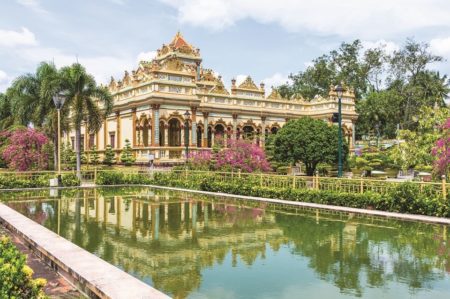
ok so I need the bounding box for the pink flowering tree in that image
[188,150,213,170]
[2,128,49,171]
[432,118,450,177]
[215,139,271,173]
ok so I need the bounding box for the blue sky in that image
[1,0,450,92]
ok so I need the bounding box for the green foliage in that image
[95,171,152,185]
[61,142,76,169]
[350,147,398,175]
[120,139,135,166]
[90,145,100,165]
[0,173,79,189]
[58,63,113,177]
[272,117,348,175]
[276,166,290,175]
[278,38,448,139]
[390,107,450,170]
[0,236,47,298]
[0,174,52,189]
[0,93,14,130]
[103,145,115,166]
[96,170,449,218]
[280,40,383,100]
[199,179,449,218]
[61,173,80,187]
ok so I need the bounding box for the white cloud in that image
[262,73,291,93]
[159,0,450,38]
[0,70,13,92]
[0,27,37,47]
[235,74,247,86]
[137,51,157,62]
[362,39,400,55]
[430,37,450,56]
[17,46,136,84]
[16,0,48,14]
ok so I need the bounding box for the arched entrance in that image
[197,125,203,148]
[168,118,181,146]
[142,119,150,146]
[159,121,166,146]
[214,124,225,147]
[243,125,255,140]
[207,127,212,148]
[271,127,279,134]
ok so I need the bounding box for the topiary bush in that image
[0,236,47,298]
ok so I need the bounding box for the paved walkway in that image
[0,226,82,298]
[0,203,171,299]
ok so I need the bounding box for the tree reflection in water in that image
[7,188,450,299]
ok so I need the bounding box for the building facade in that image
[67,32,358,164]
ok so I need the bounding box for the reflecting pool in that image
[4,187,450,299]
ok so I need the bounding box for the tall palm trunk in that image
[75,127,82,180]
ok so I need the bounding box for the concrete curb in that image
[0,203,171,299]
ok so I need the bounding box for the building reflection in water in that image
[7,188,450,299]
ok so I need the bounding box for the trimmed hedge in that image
[199,180,450,218]
[94,171,450,218]
[0,173,81,189]
[0,236,47,298]
[95,171,153,185]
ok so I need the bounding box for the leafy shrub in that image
[61,173,80,187]
[95,170,450,218]
[0,236,47,298]
[95,171,153,185]
[0,174,52,189]
[276,166,290,175]
[120,139,135,166]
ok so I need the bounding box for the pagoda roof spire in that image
[170,31,192,50]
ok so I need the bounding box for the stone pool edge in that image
[2,184,450,225]
[0,203,171,299]
[145,185,450,225]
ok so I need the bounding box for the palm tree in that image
[59,63,113,179]
[6,62,69,169]
[0,93,14,130]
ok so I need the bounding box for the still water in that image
[4,187,450,299]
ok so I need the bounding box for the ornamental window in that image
[168,75,182,82]
[169,86,183,93]
[109,132,116,148]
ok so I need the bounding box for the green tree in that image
[120,139,135,166]
[6,62,69,170]
[280,40,387,100]
[61,142,76,169]
[272,117,348,176]
[103,144,115,166]
[0,93,14,130]
[390,106,450,170]
[59,63,113,178]
[90,145,100,165]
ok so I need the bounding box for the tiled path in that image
[0,226,82,298]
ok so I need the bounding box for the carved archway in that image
[196,124,203,148]
[159,120,166,146]
[243,125,255,140]
[168,118,181,146]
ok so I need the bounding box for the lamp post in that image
[334,84,344,178]
[184,110,190,165]
[53,93,66,186]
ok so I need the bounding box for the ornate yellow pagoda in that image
[67,32,358,164]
